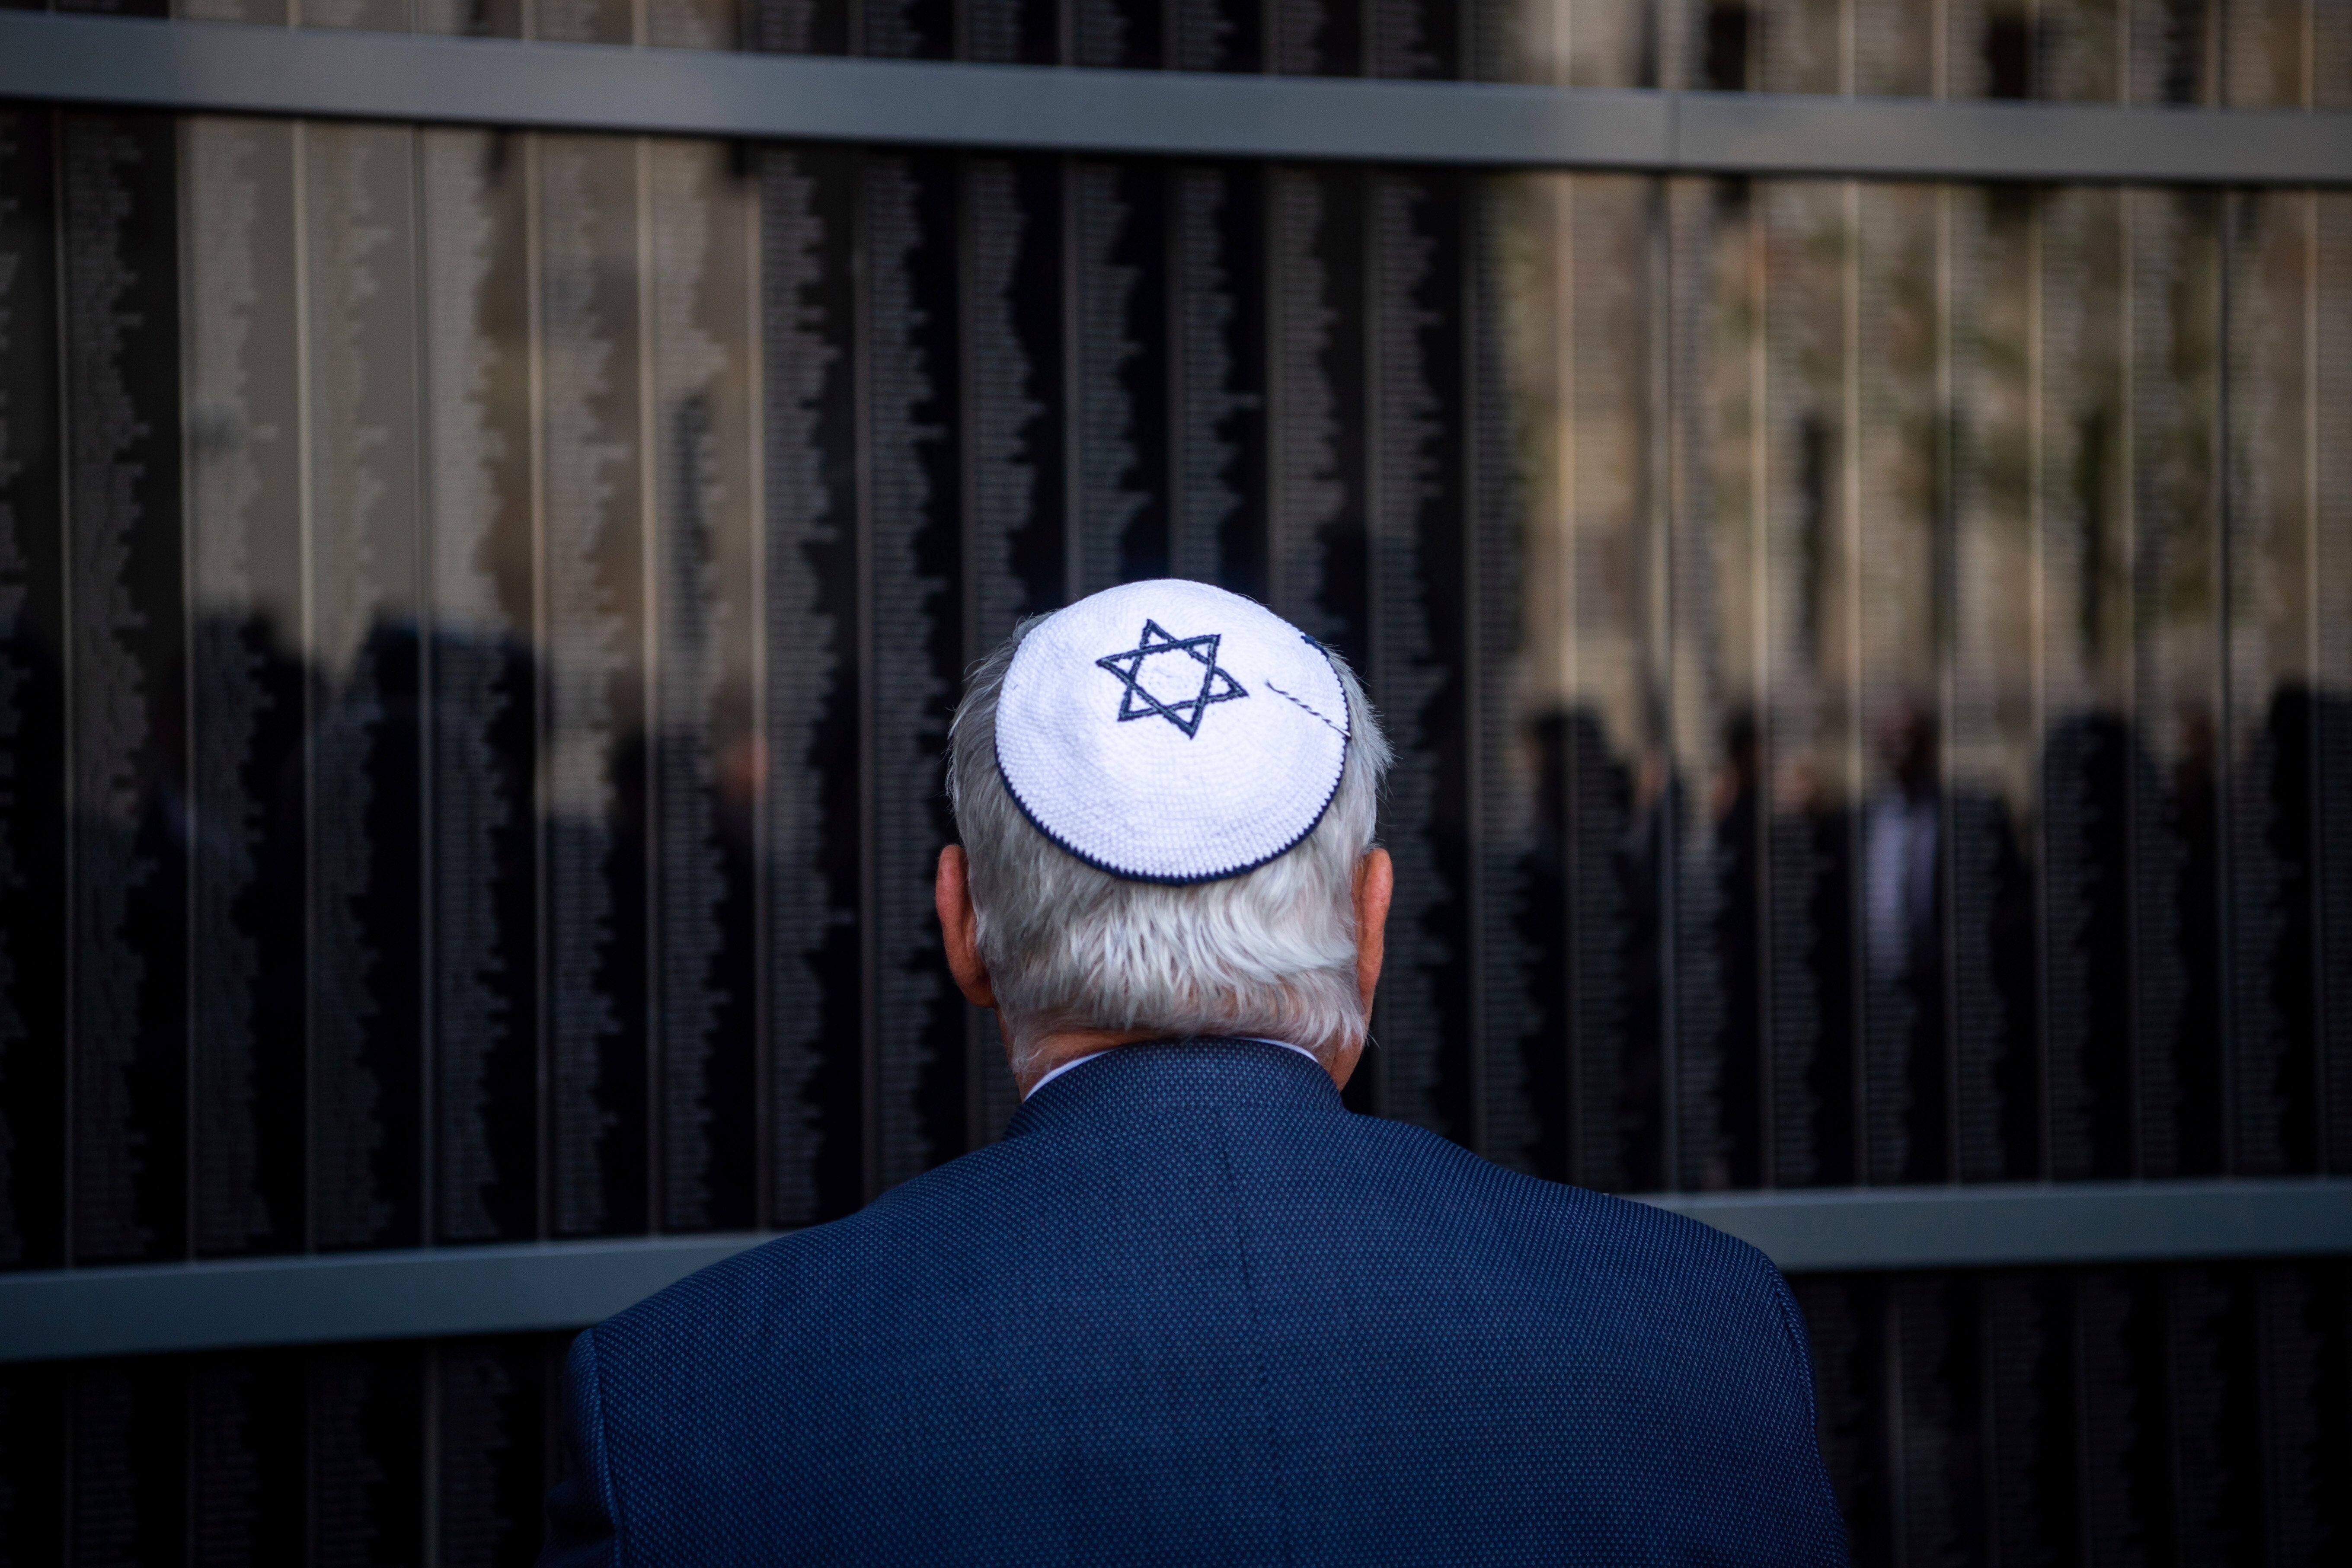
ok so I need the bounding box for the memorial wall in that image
[1,0,2349,1559]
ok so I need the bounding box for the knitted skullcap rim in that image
[994,721,1352,888]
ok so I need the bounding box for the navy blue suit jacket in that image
[543,1039,1848,1565]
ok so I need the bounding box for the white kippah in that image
[994,579,1352,885]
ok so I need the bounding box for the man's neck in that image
[1025,1036,1324,1099]
[1013,1026,1349,1098]
[1011,1028,1174,1098]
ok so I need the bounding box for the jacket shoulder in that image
[1325,1111,1799,1339]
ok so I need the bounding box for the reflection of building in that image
[0,0,2346,1560]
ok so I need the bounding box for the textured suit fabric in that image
[541,1038,1850,1566]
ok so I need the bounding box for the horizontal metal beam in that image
[0,1233,773,1362]
[2,1180,2345,1361]
[0,12,2346,182]
[1643,1178,2352,1274]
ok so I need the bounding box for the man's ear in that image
[936,845,997,1009]
[1354,848,1391,1012]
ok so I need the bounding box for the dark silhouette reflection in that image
[1768,743,1858,1189]
[1685,707,1765,1191]
[0,622,67,1268]
[1502,658,2344,1198]
[2230,683,2335,1176]
[428,620,543,1247]
[2042,709,2137,1179]
[189,609,309,1259]
[1863,705,1948,1184]
[1521,706,1664,1193]
[1945,757,2040,1183]
[304,619,427,1251]
[2163,702,2227,1177]
[649,662,763,1236]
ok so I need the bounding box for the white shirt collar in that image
[1024,1038,1322,1099]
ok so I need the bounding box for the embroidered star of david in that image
[1095,620,1250,739]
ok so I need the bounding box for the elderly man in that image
[542,581,1847,1565]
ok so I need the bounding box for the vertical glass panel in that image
[646,138,761,1232]
[757,145,863,1222]
[2317,190,2352,1174]
[304,120,426,1251]
[1668,174,1769,1192]
[422,128,540,1245]
[540,131,650,1239]
[183,115,307,1258]
[1512,171,1670,1192]
[1946,182,2041,1183]
[2223,187,2320,1177]
[961,152,1064,1144]
[2126,185,2224,1178]
[1759,177,1858,1188]
[1366,167,1473,1143]
[1496,170,1571,1177]
[863,151,966,1190]
[0,109,65,1271]
[1468,172,1541,1175]
[1852,179,1944,1185]
[2038,183,2133,1182]
[63,112,189,1265]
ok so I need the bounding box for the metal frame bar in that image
[0,1233,771,1362]
[2,13,2349,184]
[5,1181,2347,1361]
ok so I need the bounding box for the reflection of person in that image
[1703,706,1766,1188]
[1863,704,1945,1182]
[541,581,1848,1566]
[1864,705,1940,989]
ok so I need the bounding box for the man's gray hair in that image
[948,616,1391,1078]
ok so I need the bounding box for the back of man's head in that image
[946,580,1392,1079]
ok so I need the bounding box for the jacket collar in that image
[1000,1037,1342,1139]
